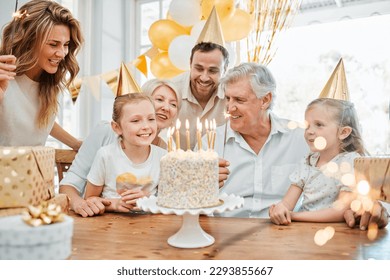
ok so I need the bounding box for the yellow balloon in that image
[221,9,253,42]
[150,52,184,79]
[148,20,189,51]
[201,0,235,21]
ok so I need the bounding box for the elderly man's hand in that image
[218,158,230,188]
[344,201,389,230]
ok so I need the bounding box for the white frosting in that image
[157,149,219,209]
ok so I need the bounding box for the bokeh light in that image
[314,226,335,246]
[357,180,370,195]
[299,121,308,129]
[361,196,374,212]
[314,136,327,150]
[326,162,339,173]
[367,223,378,241]
[314,229,327,246]
[339,161,352,173]
[350,200,362,212]
[287,121,298,130]
[324,226,335,240]
[341,173,355,186]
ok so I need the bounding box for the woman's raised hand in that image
[0,55,17,102]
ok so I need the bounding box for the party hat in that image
[68,77,82,102]
[116,62,141,97]
[196,6,225,47]
[318,58,350,101]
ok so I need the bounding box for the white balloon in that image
[190,20,206,40]
[169,0,201,27]
[168,35,197,71]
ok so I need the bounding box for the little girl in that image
[84,93,167,214]
[269,98,366,225]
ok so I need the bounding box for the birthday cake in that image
[157,149,220,209]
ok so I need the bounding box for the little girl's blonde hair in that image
[306,98,367,155]
[112,93,155,123]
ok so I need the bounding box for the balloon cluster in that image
[148,0,253,78]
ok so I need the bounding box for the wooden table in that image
[70,212,389,260]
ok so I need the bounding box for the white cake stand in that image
[137,193,244,248]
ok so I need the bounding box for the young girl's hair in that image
[0,0,84,128]
[112,93,155,123]
[306,98,367,155]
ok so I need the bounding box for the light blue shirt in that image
[203,112,309,218]
[59,121,117,195]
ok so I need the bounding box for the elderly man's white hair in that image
[219,62,276,109]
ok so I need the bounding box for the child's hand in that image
[82,196,111,217]
[120,188,150,211]
[269,202,292,225]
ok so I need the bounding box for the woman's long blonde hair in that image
[0,0,84,128]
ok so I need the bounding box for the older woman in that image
[141,79,181,148]
[59,78,181,217]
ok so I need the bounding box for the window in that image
[135,0,171,84]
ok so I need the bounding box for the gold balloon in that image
[201,0,235,21]
[150,52,184,79]
[148,19,189,51]
[221,9,253,42]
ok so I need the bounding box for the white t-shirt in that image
[87,139,167,198]
[0,75,55,146]
[203,112,309,218]
[60,121,169,195]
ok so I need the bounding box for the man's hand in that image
[344,201,389,230]
[218,158,230,188]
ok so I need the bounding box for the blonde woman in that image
[0,0,84,150]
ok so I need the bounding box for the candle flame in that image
[224,111,231,119]
[175,119,181,130]
[205,119,209,130]
[185,119,189,130]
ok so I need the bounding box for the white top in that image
[290,151,359,211]
[0,75,55,146]
[171,71,226,150]
[87,139,167,198]
[59,121,117,194]
[203,112,309,218]
[60,121,170,195]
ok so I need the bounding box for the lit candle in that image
[175,119,181,150]
[197,118,202,152]
[185,119,190,151]
[211,119,216,150]
[205,119,210,149]
[223,111,231,158]
[167,127,172,152]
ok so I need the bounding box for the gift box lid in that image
[0,215,73,246]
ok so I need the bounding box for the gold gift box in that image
[0,194,69,217]
[354,156,390,202]
[0,146,55,208]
